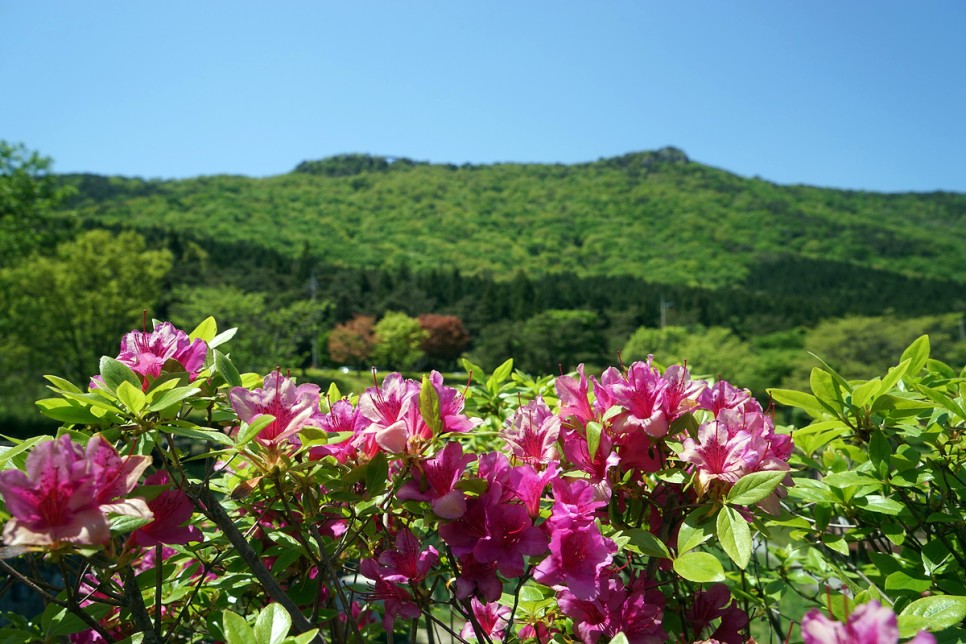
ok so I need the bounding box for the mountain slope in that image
[60,148,966,289]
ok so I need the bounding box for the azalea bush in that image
[0,319,962,643]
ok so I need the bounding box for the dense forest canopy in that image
[59,148,966,287]
[3,143,965,433]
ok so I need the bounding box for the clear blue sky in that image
[2,2,964,192]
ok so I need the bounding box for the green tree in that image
[371,311,428,370]
[519,309,605,373]
[0,141,75,266]
[622,325,762,390]
[0,230,172,417]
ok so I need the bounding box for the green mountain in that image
[60,147,966,289]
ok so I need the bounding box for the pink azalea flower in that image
[132,470,201,546]
[679,419,760,493]
[686,584,749,644]
[376,528,439,584]
[359,558,421,631]
[429,370,481,435]
[508,462,559,518]
[660,364,705,421]
[473,499,549,578]
[230,370,324,447]
[533,521,615,600]
[598,360,670,438]
[557,574,666,644]
[397,441,476,519]
[697,379,759,416]
[114,321,206,388]
[308,399,368,463]
[802,600,935,644]
[460,598,510,641]
[357,373,420,453]
[556,364,596,426]
[0,435,150,547]
[501,397,561,464]
[455,554,502,602]
[546,477,608,529]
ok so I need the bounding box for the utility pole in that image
[310,269,319,369]
[660,296,674,329]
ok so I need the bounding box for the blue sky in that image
[2,2,964,192]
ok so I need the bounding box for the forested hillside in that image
[2,143,965,433]
[61,148,966,287]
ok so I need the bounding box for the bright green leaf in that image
[238,415,276,445]
[147,386,201,413]
[215,350,242,389]
[419,375,443,436]
[625,528,671,560]
[586,421,602,459]
[673,551,725,583]
[716,506,752,569]
[854,495,905,515]
[116,380,146,414]
[677,508,713,555]
[99,356,141,393]
[898,595,966,637]
[900,335,930,378]
[190,317,218,343]
[851,378,881,409]
[254,604,292,644]
[222,610,257,644]
[727,470,787,505]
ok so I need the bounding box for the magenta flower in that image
[556,574,666,644]
[686,584,749,644]
[357,373,420,453]
[802,600,936,644]
[376,528,439,584]
[114,322,207,387]
[398,441,476,519]
[697,379,759,416]
[429,370,481,435]
[230,370,324,447]
[460,598,510,641]
[359,558,421,631]
[0,435,150,547]
[508,462,559,518]
[501,397,561,464]
[533,521,615,600]
[556,364,596,426]
[454,554,502,602]
[473,499,549,578]
[307,399,368,463]
[598,361,670,438]
[132,470,201,546]
[679,419,760,492]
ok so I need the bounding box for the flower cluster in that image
[802,600,936,644]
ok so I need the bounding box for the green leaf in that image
[147,386,201,413]
[487,358,514,390]
[851,378,881,409]
[210,327,237,349]
[35,398,102,424]
[878,359,911,396]
[161,424,235,446]
[586,421,602,459]
[672,551,725,583]
[288,630,321,644]
[419,375,443,436]
[822,471,878,489]
[900,335,931,377]
[625,528,671,559]
[222,610,257,644]
[868,429,891,477]
[110,514,154,533]
[254,604,292,644]
[190,316,218,343]
[610,635,630,644]
[215,349,242,388]
[116,380,146,414]
[915,384,966,421]
[716,506,752,569]
[238,415,276,445]
[99,356,141,393]
[854,495,905,515]
[767,388,828,416]
[810,368,842,407]
[885,571,932,594]
[677,508,714,555]
[898,595,966,637]
[727,470,787,505]
[366,451,389,496]
[43,374,82,394]
[0,435,49,467]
